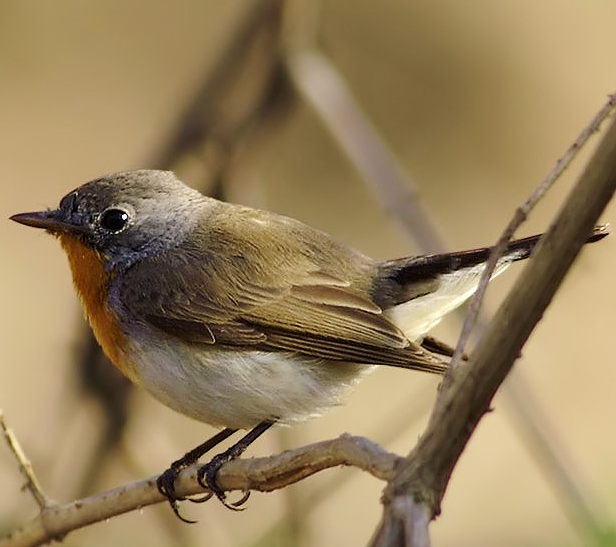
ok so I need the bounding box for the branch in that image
[1,435,399,547]
[370,112,616,545]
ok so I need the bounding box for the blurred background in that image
[1,1,616,545]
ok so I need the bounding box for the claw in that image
[157,466,184,500]
[196,455,225,499]
[197,452,250,511]
[157,466,197,523]
[196,458,250,511]
[220,492,249,512]
[230,490,251,508]
[170,500,198,524]
[189,491,214,504]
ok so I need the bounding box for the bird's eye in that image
[100,208,130,232]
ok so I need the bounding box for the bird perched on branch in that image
[11,170,608,519]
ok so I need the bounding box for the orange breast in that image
[58,233,136,380]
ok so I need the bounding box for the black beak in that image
[10,210,73,233]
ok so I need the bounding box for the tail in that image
[373,225,609,341]
[378,224,609,297]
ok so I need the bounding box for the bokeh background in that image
[2,1,616,546]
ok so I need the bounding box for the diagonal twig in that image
[446,92,616,380]
[370,102,616,547]
[287,48,446,253]
[0,410,49,510]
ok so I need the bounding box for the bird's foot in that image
[197,451,251,511]
[157,460,204,523]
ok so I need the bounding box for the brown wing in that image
[117,211,446,373]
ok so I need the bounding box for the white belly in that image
[127,333,371,429]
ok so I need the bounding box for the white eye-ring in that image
[100,207,131,233]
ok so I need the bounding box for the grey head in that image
[10,170,208,272]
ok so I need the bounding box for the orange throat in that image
[57,233,134,379]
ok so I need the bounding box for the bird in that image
[10,169,608,519]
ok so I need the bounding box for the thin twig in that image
[446,92,616,379]
[0,410,49,510]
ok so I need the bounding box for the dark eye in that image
[100,208,130,232]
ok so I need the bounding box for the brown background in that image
[1,1,615,545]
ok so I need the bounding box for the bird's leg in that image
[421,335,468,360]
[197,420,275,510]
[420,335,456,357]
[157,427,238,522]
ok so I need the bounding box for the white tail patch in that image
[383,260,513,341]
